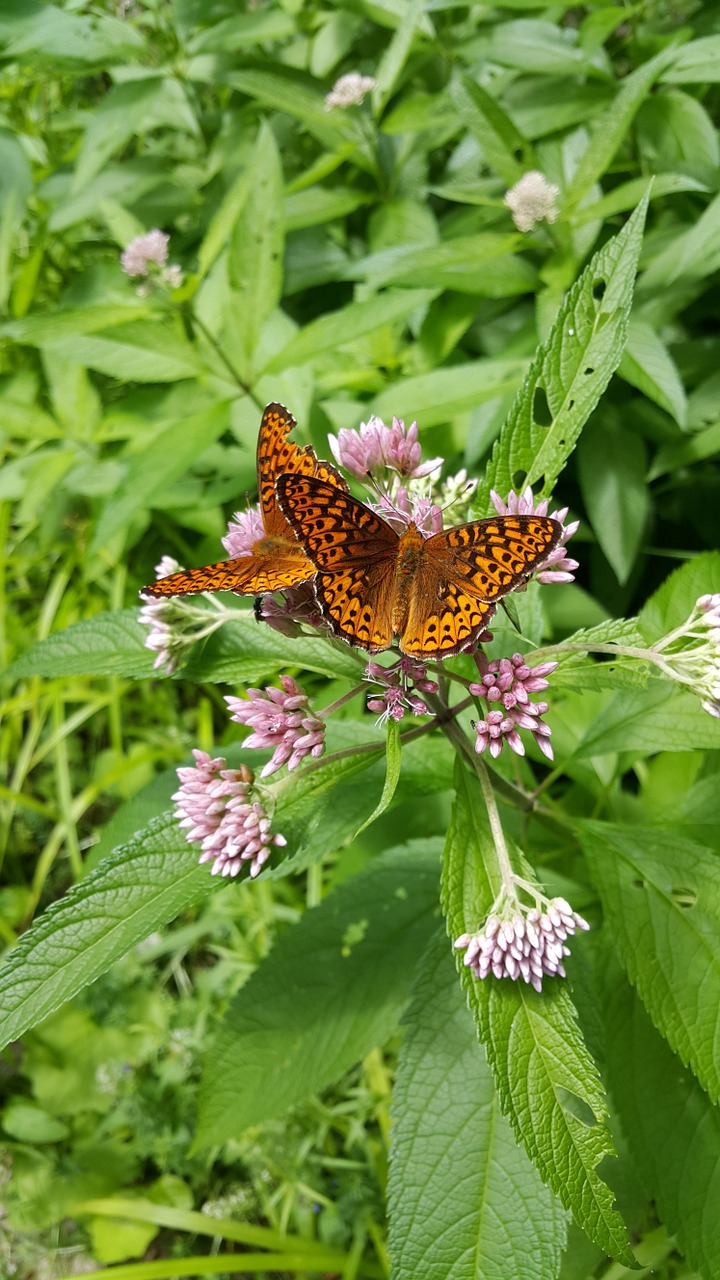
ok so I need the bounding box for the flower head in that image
[503,171,560,233]
[470,653,557,760]
[328,415,442,483]
[173,750,286,878]
[138,555,228,674]
[324,73,376,110]
[120,229,183,289]
[365,655,438,724]
[652,592,720,717]
[226,676,326,776]
[490,485,579,585]
[255,584,326,638]
[222,505,265,557]
[375,486,444,536]
[455,890,589,991]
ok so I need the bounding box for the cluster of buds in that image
[138,556,225,674]
[470,653,557,760]
[652,592,720,717]
[455,890,589,992]
[173,751,286,878]
[120,229,183,291]
[226,676,326,776]
[328,415,442,483]
[365,655,439,724]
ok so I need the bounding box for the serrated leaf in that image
[580,822,720,1105]
[0,817,213,1052]
[260,288,435,373]
[181,612,365,684]
[476,190,649,513]
[389,931,568,1280]
[91,401,233,552]
[637,551,720,643]
[575,683,720,756]
[604,964,720,1278]
[441,760,632,1264]
[5,610,156,681]
[196,840,441,1144]
[577,419,649,584]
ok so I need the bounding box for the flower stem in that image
[438,714,516,895]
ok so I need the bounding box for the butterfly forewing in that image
[434,515,563,601]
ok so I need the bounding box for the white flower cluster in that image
[324,72,376,110]
[504,171,560,233]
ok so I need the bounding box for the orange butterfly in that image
[276,475,562,659]
[140,403,346,600]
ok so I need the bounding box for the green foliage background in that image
[1,1,720,1278]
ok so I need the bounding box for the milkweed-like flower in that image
[222,505,265,557]
[365,655,439,724]
[226,676,326,776]
[470,653,557,760]
[375,487,444,536]
[120,229,184,288]
[504,171,560,233]
[324,72,376,110]
[328,415,442,483]
[455,892,589,991]
[490,485,579,585]
[173,751,286,878]
[651,592,720,717]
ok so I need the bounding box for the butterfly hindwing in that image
[432,514,562,602]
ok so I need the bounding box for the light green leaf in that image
[642,191,720,288]
[570,172,708,226]
[480,20,591,76]
[0,817,214,1052]
[196,168,252,281]
[661,35,720,84]
[575,684,720,757]
[196,840,441,1144]
[618,318,687,426]
[16,318,203,383]
[353,720,402,839]
[229,120,285,379]
[368,357,526,427]
[581,822,720,1103]
[442,760,632,1264]
[577,419,649,584]
[260,288,435,373]
[649,421,720,481]
[372,0,426,114]
[637,551,720,643]
[451,74,532,185]
[604,964,720,1279]
[389,931,568,1280]
[223,68,355,147]
[91,401,233,552]
[284,186,373,232]
[73,77,198,191]
[181,612,365,684]
[5,610,157,681]
[346,234,535,295]
[477,190,650,512]
[0,5,146,66]
[564,51,671,206]
[2,305,150,346]
[187,9,295,53]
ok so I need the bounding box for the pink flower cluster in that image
[365,655,439,724]
[226,676,325,776]
[328,415,442,482]
[490,486,579,585]
[173,750,286,878]
[455,896,589,991]
[222,506,264,557]
[470,653,557,760]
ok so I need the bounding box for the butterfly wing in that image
[277,475,398,652]
[399,514,561,659]
[139,549,320,600]
[258,402,346,539]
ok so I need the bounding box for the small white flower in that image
[504,171,560,233]
[120,229,170,278]
[324,73,376,111]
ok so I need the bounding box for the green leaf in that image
[352,720,402,839]
[260,288,436,373]
[661,35,720,84]
[642,191,720,288]
[9,317,203,383]
[580,822,720,1105]
[181,612,365,684]
[368,357,526,427]
[650,420,720,481]
[347,235,536,296]
[187,9,296,53]
[372,0,425,114]
[73,78,198,191]
[222,68,355,147]
[196,840,441,1144]
[229,120,285,379]
[604,964,720,1278]
[480,20,591,76]
[570,172,708,226]
[619,317,687,426]
[442,760,633,1264]
[637,551,720,644]
[5,610,156,681]
[477,190,650,512]
[389,931,568,1279]
[564,51,671,206]
[91,401,233,552]
[196,168,252,281]
[575,684,720,757]
[576,419,649,584]
[0,817,214,1052]
[451,74,533,185]
[0,4,146,67]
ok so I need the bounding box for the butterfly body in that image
[277,475,563,660]
[141,404,346,600]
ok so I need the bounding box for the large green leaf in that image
[442,760,632,1264]
[73,77,198,190]
[575,684,720,757]
[196,840,441,1144]
[0,818,213,1052]
[580,822,720,1104]
[228,120,285,380]
[576,419,649,584]
[476,190,649,513]
[388,931,568,1280]
[260,287,435,373]
[637,551,720,644]
[604,952,720,1277]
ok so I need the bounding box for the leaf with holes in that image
[476,189,649,513]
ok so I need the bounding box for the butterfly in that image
[276,475,563,659]
[140,403,347,600]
